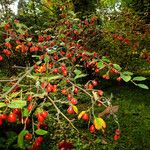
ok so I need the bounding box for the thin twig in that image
[47,96,79,132]
[0,66,34,99]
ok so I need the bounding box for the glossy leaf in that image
[132,76,147,81]
[35,129,48,135]
[137,84,149,89]
[8,100,26,108]
[18,130,28,149]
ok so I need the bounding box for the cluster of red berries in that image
[113,34,130,45]
[28,136,43,150]
[113,129,121,141]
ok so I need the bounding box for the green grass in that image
[102,82,150,150]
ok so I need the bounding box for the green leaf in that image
[8,100,26,108]
[102,56,110,63]
[113,64,122,71]
[2,87,10,92]
[0,102,6,108]
[44,55,49,63]
[137,84,149,89]
[35,129,48,135]
[32,55,40,58]
[132,76,147,81]
[120,73,131,82]
[9,91,20,99]
[22,108,29,117]
[48,75,62,81]
[5,37,11,42]
[97,61,104,69]
[18,130,28,149]
[74,69,82,75]
[122,71,133,76]
[74,74,87,80]
[26,38,32,42]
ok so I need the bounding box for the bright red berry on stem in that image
[61,89,67,95]
[67,94,72,101]
[25,133,32,141]
[46,83,53,92]
[0,55,3,61]
[115,129,121,135]
[41,111,48,118]
[27,103,33,111]
[114,134,120,141]
[70,98,77,105]
[74,87,78,94]
[82,113,89,121]
[89,125,95,133]
[7,113,17,123]
[0,119,3,125]
[41,81,47,89]
[37,114,45,123]
[0,114,7,120]
[28,95,33,101]
[67,106,75,114]
[92,80,98,86]
[88,83,93,89]
[97,90,104,96]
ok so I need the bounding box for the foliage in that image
[0,1,149,150]
[97,8,150,73]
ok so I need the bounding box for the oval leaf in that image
[8,100,26,108]
[18,130,28,149]
[94,117,106,130]
[72,105,78,114]
[120,74,131,82]
[0,102,6,108]
[35,129,48,135]
[137,84,149,89]
[132,76,147,81]
[78,111,86,120]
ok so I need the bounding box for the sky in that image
[10,0,19,14]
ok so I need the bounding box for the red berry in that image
[28,95,33,101]
[37,114,45,123]
[74,87,78,94]
[46,83,53,92]
[0,55,3,61]
[41,81,47,89]
[27,103,33,111]
[40,111,48,118]
[61,89,67,95]
[114,134,120,141]
[115,129,121,135]
[63,70,67,76]
[82,113,89,121]
[53,68,59,73]
[117,77,122,81]
[88,83,93,89]
[95,68,100,73]
[67,94,72,101]
[89,125,95,133]
[36,136,43,143]
[67,106,75,114]
[97,90,104,96]
[70,98,77,105]
[25,133,32,140]
[13,108,21,115]
[7,113,17,123]
[92,80,98,86]
[0,119,3,125]
[0,114,7,120]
